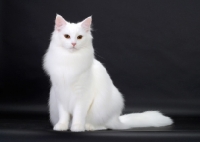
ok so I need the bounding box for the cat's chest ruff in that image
[51,55,83,77]
[51,65,79,87]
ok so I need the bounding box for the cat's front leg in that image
[70,104,88,132]
[53,103,70,131]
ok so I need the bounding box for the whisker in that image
[94,49,104,59]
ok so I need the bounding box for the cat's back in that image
[92,59,112,84]
[92,59,106,73]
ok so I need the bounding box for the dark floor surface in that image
[0,111,200,142]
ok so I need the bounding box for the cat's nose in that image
[71,43,76,46]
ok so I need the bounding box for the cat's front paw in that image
[53,123,68,131]
[71,124,85,132]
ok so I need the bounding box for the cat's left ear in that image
[81,16,92,32]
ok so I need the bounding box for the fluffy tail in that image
[107,111,173,130]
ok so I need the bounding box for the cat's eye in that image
[77,35,83,39]
[64,34,70,39]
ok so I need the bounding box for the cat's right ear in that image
[55,14,67,31]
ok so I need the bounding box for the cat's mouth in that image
[68,47,77,52]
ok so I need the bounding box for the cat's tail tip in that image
[120,111,173,128]
[142,111,173,127]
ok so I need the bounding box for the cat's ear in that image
[81,16,92,32]
[55,14,67,31]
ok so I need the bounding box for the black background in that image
[1,0,200,117]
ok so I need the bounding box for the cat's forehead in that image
[63,23,83,34]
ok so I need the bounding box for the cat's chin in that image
[67,48,78,52]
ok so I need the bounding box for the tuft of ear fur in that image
[55,14,67,31]
[81,16,92,32]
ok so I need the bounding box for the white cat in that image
[43,14,173,132]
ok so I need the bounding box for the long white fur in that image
[43,14,173,132]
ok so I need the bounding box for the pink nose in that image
[71,43,76,46]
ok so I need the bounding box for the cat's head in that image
[53,14,92,51]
